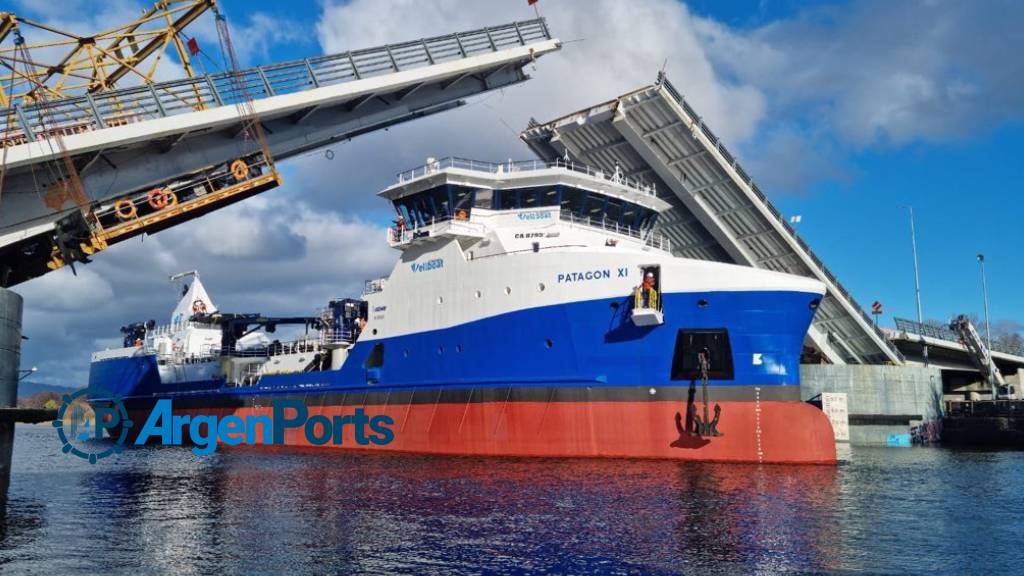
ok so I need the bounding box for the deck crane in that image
[0,0,281,279]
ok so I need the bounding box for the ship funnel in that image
[170,272,218,323]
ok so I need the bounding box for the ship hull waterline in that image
[104,389,837,464]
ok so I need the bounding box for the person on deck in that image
[638,271,658,309]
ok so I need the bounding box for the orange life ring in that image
[114,199,137,220]
[191,299,207,314]
[230,159,248,182]
[147,188,176,210]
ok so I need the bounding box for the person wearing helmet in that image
[639,270,658,309]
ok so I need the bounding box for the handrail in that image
[658,76,905,363]
[386,207,671,252]
[895,317,1024,357]
[0,19,552,148]
[395,156,660,198]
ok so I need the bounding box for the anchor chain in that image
[693,349,723,437]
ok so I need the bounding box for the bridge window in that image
[621,203,638,228]
[605,199,623,224]
[473,189,494,209]
[583,193,605,220]
[452,187,474,212]
[561,187,586,215]
[430,187,450,219]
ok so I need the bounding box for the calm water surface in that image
[1,424,1022,574]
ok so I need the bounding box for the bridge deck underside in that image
[0,20,559,272]
[523,79,903,365]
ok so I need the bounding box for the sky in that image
[5,0,1023,386]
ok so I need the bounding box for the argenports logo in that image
[54,395,395,461]
[53,385,134,464]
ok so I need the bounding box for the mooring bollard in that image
[0,288,23,497]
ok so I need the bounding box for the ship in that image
[89,157,837,464]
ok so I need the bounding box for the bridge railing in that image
[659,76,905,363]
[398,156,661,198]
[895,317,1024,357]
[0,19,552,148]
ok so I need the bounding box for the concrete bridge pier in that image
[0,288,23,497]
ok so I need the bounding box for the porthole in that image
[456,344,464,353]
[544,339,553,349]
[537,283,545,292]
[403,349,409,358]
[437,296,444,304]
[372,328,378,335]
[505,286,512,295]
[697,299,708,308]
[475,290,482,298]
[437,345,444,354]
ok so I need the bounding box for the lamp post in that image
[905,206,927,364]
[977,254,992,351]
[906,206,924,324]
[17,367,37,382]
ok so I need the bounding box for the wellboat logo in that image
[411,258,444,273]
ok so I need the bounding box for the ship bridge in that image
[521,74,904,366]
[0,17,560,286]
[378,157,674,252]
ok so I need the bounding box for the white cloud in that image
[695,0,1024,149]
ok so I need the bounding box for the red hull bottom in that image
[129,399,837,464]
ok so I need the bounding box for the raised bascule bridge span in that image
[0,17,560,286]
[522,74,904,366]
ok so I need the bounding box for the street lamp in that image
[977,254,992,350]
[905,206,924,324]
[904,206,927,365]
[17,366,37,381]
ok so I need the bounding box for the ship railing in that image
[560,210,671,252]
[145,320,211,338]
[396,157,660,198]
[387,214,486,246]
[209,338,325,359]
[320,328,357,346]
[0,19,552,147]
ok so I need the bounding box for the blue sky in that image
[220,0,1024,328]
[8,0,1023,385]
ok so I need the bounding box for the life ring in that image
[147,188,176,210]
[114,199,137,220]
[191,299,208,314]
[230,159,248,182]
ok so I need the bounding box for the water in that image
[1,425,1022,575]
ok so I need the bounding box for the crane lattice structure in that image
[0,0,213,107]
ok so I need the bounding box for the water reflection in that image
[2,425,1023,574]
